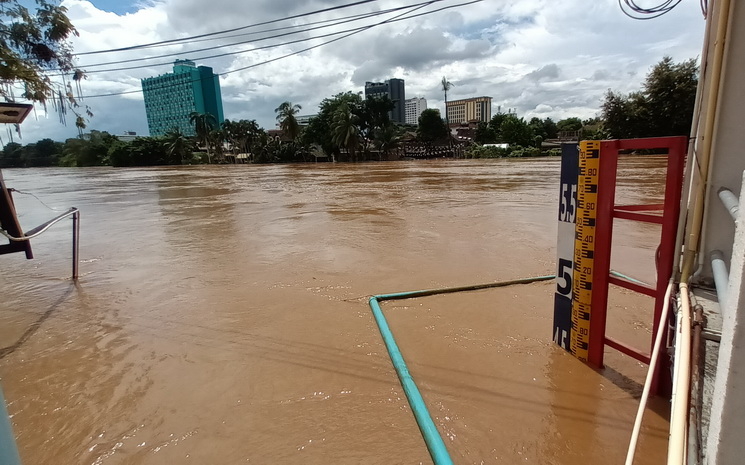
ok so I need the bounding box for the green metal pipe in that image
[609,270,650,287]
[368,274,556,465]
[375,275,556,302]
[0,385,22,465]
[369,296,454,465]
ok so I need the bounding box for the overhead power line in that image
[80,0,482,99]
[75,2,435,71]
[618,0,684,19]
[75,0,383,56]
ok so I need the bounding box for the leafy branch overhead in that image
[0,0,89,127]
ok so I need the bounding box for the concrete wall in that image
[699,0,745,282]
[698,1,745,463]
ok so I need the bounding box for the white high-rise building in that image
[405,97,427,125]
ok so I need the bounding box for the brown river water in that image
[1,158,670,464]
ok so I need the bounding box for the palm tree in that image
[208,128,226,163]
[332,103,360,162]
[441,76,454,155]
[275,101,302,141]
[164,127,192,164]
[374,125,402,161]
[189,111,217,163]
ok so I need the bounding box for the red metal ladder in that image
[589,136,687,395]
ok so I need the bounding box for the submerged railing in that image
[0,205,80,280]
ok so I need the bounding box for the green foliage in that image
[601,56,698,138]
[499,115,534,146]
[59,130,117,166]
[302,114,334,157]
[332,102,361,161]
[465,145,511,159]
[508,146,542,158]
[465,144,544,159]
[222,118,263,158]
[528,117,558,140]
[208,128,226,163]
[0,0,81,104]
[0,142,25,167]
[164,128,195,165]
[417,108,448,142]
[543,118,558,139]
[373,124,402,160]
[556,117,583,132]
[189,111,217,163]
[474,121,497,144]
[302,91,362,159]
[359,94,394,139]
[0,132,200,168]
[128,138,169,166]
[546,148,562,157]
[274,101,302,141]
[644,57,698,136]
[301,91,400,161]
[0,138,63,167]
[441,76,453,124]
[29,138,63,166]
[489,113,506,139]
[252,136,307,164]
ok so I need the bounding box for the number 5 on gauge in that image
[556,258,572,297]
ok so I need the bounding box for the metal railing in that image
[0,207,80,280]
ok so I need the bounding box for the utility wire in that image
[80,0,481,99]
[75,0,383,56]
[75,2,435,71]
[618,0,684,20]
[162,8,392,46]
[72,5,438,75]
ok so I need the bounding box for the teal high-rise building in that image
[141,59,225,137]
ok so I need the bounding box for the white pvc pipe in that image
[673,6,713,277]
[669,284,693,464]
[717,187,739,221]
[625,280,675,465]
[711,250,729,307]
[681,0,732,281]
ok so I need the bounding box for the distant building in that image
[296,114,317,127]
[364,78,405,124]
[405,97,427,125]
[119,131,138,142]
[141,59,225,137]
[445,96,492,127]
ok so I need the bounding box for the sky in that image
[12,0,707,143]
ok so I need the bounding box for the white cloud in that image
[10,0,706,143]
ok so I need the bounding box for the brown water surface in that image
[0,158,669,464]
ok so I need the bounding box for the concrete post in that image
[706,171,745,463]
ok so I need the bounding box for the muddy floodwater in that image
[1,158,670,464]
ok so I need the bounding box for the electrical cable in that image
[79,0,481,99]
[70,6,412,69]
[73,0,441,72]
[8,188,63,212]
[74,0,383,56]
[618,0,684,20]
[166,8,394,46]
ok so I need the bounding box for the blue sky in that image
[9,0,707,143]
[86,0,140,14]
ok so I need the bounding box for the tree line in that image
[0,56,697,168]
[0,93,406,167]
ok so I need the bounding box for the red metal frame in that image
[588,136,686,396]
